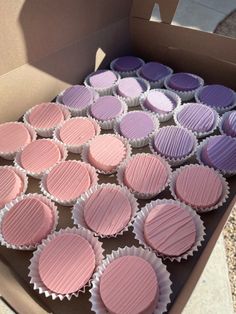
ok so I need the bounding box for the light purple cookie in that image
[139,62,171,82]
[62,85,94,109]
[176,103,216,133]
[201,135,236,172]
[112,56,143,72]
[119,111,155,140]
[222,111,236,137]
[89,70,118,89]
[144,91,174,114]
[153,126,195,159]
[117,78,147,98]
[197,85,235,109]
[168,73,200,91]
[90,96,123,121]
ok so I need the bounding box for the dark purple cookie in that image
[201,135,236,172]
[112,56,143,72]
[62,85,94,109]
[168,73,200,91]
[222,111,236,137]
[139,62,171,81]
[198,85,235,109]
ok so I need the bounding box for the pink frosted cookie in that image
[59,118,96,146]
[0,168,23,208]
[46,161,91,201]
[20,139,61,173]
[28,103,65,129]
[87,135,126,172]
[83,186,132,236]
[38,233,95,294]
[0,122,31,153]
[100,256,158,314]
[144,203,196,256]
[175,165,223,209]
[123,154,169,196]
[1,197,54,247]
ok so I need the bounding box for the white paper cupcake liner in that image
[88,96,128,130]
[0,193,59,250]
[14,139,68,179]
[173,103,220,138]
[196,136,236,176]
[29,227,104,300]
[56,87,99,117]
[195,86,236,114]
[219,111,236,138]
[40,160,98,206]
[110,57,145,78]
[0,122,37,160]
[114,111,160,148]
[164,74,204,102]
[89,246,172,314]
[0,165,28,211]
[149,126,198,167]
[169,164,230,213]
[117,153,172,199]
[139,89,182,122]
[84,71,121,96]
[53,117,101,154]
[23,103,71,137]
[136,66,173,89]
[72,183,139,238]
[132,199,205,262]
[113,77,150,107]
[81,134,132,175]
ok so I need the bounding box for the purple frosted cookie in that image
[167,73,201,91]
[139,62,171,82]
[197,85,235,110]
[112,56,143,72]
[153,126,195,160]
[117,78,147,98]
[175,103,217,134]
[143,90,175,114]
[221,111,236,137]
[119,111,155,140]
[88,70,118,89]
[61,85,94,110]
[200,135,236,172]
[90,96,123,121]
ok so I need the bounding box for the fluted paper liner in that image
[133,199,205,262]
[56,88,99,117]
[0,122,37,160]
[110,57,145,78]
[117,153,171,199]
[173,103,220,138]
[195,86,236,114]
[149,126,198,167]
[196,136,236,177]
[23,103,71,137]
[136,66,173,89]
[219,111,236,138]
[40,160,98,206]
[89,246,172,314]
[72,183,139,238]
[84,71,120,96]
[14,139,68,179]
[53,117,101,154]
[81,134,132,175]
[0,193,59,250]
[169,164,230,213]
[114,111,160,148]
[164,74,204,102]
[29,227,104,300]
[140,89,181,123]
[88,97,128,130]
[113,77,150,107]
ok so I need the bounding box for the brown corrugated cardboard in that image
[0,0,235,313]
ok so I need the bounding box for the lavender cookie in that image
[221,111,236,137]
[61,85,94,110]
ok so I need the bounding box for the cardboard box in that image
[0,0,235,313]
